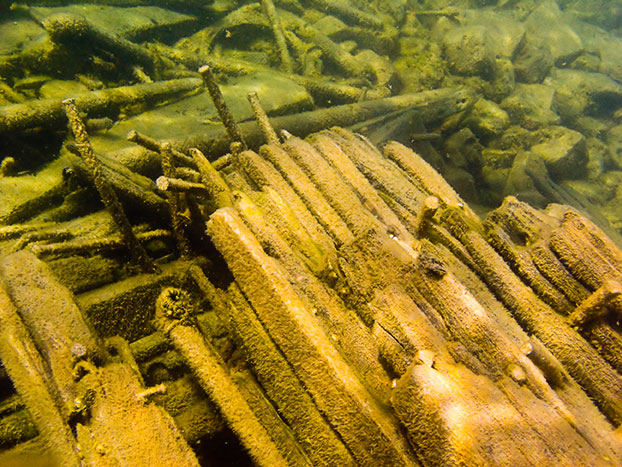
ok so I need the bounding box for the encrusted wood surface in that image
[1,127,622,466]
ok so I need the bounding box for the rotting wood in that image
[4,1,622,464]
[247,91,280,146]
[200,55,365,105]
[112,87,473,158]
[154,287,292,467]
[206,208,417,466]
[0,283,81,466]
[440,206,622,426]
[3,120,622,465]
[160,143,191,258]
[305,0,383,29]
[190,267,357,466]
[567,280,622,330]
[64,98,156,273]
[0,78,202,134]
[198,65,247,150]
[42,12,159,75]
[260,0,294,73]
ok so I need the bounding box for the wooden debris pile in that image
[0,81,622,464]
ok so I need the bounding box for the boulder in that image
[598,38,622,84]
[442,166,479,203]
[488,58,516,101]
[561,0,622,31]
[564,17,622,83]
[547,69,622,122]
[596,170,622,202]
[530,126,588,180]
[570,53,601,74]
[524,0,583,65]
[443,128,484,171]
[394,37,447,92]
[500,83,560,129]
[482,148,517,169]
[562,179,610,206]
[489,125,535,151]
[460,9,526,59]
[442,25,495,79]
[573,116,608,139]
[354,49,399,95]
[482,166,511,206]
[504,150,550,208]
[462,98,510,139]
[606,125,622,170]
[602,182,622,231]
[513,37,553,83]
[585,137,609,180]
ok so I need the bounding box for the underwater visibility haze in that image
[0,0,622,465]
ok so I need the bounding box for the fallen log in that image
[42,12,158,74]
[0,78,202,134]
[175,87,474,157]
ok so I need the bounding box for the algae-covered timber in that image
[2,1,622,465]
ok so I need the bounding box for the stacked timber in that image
[0,118,622,465]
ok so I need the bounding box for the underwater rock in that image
[504,150,550,207]
[602,192,622,232]
[596,37,622,84]
[481,147,517,170]
[565,16,622,81]
[500,83,560,129]
[443,127,484,172]
[460,9,526,59]
[462,98,510,139]
[513,37,554,83]
[569,52,601,73]
[488,57,516,101]
[547,68,622,122]
[585,136,609,180]
[530,125,588,180]
[524,0,583,66]
[606,125,622,170]
[562,179,610,206]
[441,25,495,79]
[596,170,622,203]
[573,116,608,139]
[354,49,398,96]
[394,37,447,92]
[561,0,622,31]
[481,165,511,205]
[441,166,478,203]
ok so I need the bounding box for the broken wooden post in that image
[198,65,247,150]
[63,98,156,273]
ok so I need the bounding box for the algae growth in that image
[0,0,622,465]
